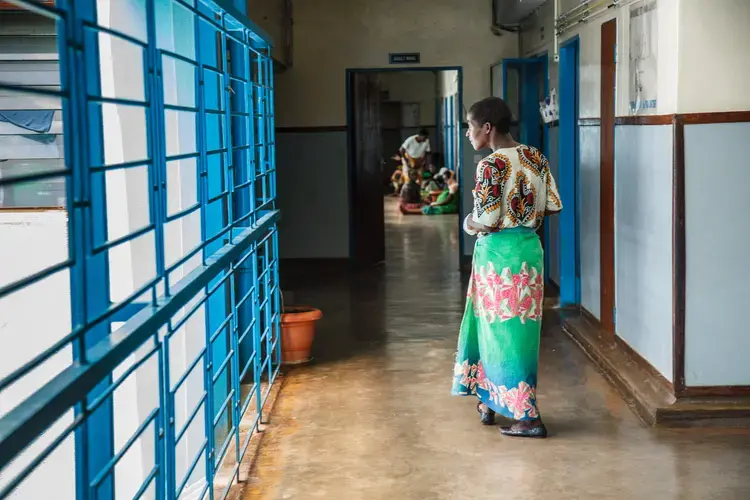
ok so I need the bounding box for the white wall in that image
[519,0,750,387]
[579,125,601,319]
[275,0,516,128]
[520,1,677,379]
[677,0,750,113]
[246,0,288,63]
[684,122,750,386]
[380,71,437,126]
[521,0,680,118]
[678,1,750,387]
[275,0,517,259]
[614,125,674,381]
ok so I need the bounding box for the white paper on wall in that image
[629,0,658,115]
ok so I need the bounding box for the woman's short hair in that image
[468,97,512,135]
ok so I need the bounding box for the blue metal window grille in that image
[441,95,456,172]
[0,1,280,499]
[448,94,455,171]
[442,97,449,168]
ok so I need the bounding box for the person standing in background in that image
[395,129,431,184]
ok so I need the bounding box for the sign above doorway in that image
[389,53,420,64]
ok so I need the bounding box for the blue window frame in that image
[0,1,279,499]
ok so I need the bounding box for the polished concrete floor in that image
[244,199,750,499]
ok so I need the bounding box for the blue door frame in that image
[558,36,581,306]
[345,66,466,264]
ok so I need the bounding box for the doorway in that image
[492,56,552,283]
[558,36,581,306]
[346,67,464,269]
[600,19,617,338]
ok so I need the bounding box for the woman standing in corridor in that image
[451,97,562,438]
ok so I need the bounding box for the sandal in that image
[476,402,495,425]
[500,420,548,438]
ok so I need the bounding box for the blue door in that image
[558,38,581,306]
[495,58,547,151]
[495,57,551,283]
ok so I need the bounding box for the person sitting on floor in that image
[421,153,447,200]
[399,168,426,215]
[422,170,459,215]
[390,166,404,196]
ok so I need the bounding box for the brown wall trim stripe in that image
[615,115,673,125]
[680,110,750,124]
[581,111,750,128]
[672,115,687,395]
[578,118,601,126]
[680,386,750,397]
[276,126,348,133]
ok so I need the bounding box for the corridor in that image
[244,201,750,499]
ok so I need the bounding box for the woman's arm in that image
[467,216,493,233]
[463,214,493,234]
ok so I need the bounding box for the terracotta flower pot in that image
[280,306,322,365]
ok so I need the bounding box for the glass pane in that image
[100,103,149,165]
[166,157,198,217]
[98,32,146,102]
[164,110,197,157]
[105,165,151,241]
[163,55,197,108]
[96,0,148,43]
[505,65,520,121]
[156,0,196,61]
[203,70,223,112]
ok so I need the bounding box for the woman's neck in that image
[488,133,518,151]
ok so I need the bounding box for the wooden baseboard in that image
[560,308,750,427]
[679,385,750,398]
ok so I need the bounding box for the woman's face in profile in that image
[466,116,488,151]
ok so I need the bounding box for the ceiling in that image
[493,0,548,26]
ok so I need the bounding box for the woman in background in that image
[421,170,458,215]
[451,97,562,438]
[398,168,425,215]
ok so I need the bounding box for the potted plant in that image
[280,301,322,365]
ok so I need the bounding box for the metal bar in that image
[132,467,159,500]
[0,260,73,301]
[0,82,66,97]
[92,224,155,255]
[89,410,159,488]
[174,392,207,443]
[170,348,207,393]
[165,201,202,222]
[0,414,84,498]
[174,439,208,498]
[85,343,159,412]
